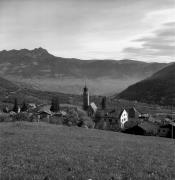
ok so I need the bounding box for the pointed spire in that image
[84,79,88,92]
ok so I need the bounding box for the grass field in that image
[0,122,175,180]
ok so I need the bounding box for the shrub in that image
[50,97,60,112]
[12,112,30,122]
[50,116,63,125]
[80,115,94,128]
[63,109,79,126]
[29,114,39,122]
[21,101,28,112]
[13,98,19,113]
[0,114,12,122]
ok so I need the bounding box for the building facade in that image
[119,109,128,129]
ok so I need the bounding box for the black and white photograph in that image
[0,0,175,179]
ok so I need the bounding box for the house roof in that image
[28,103,36,108]
[54,110,67,116]
[160,122,175,128]
[138,121,159,132]
[101,107,127,119]
[124,120,139,129]
[118,109,128,118]
[123,125,145,134]
[60,110,67,116]
[129,107,140,114]
[38,105,52,115]
[89,102,97,112]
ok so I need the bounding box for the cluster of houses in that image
[82,84,175,138]
[0,84,174,138]
[1,102,68,123]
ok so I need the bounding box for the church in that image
[82,84,97,117]
[82,84,89,110]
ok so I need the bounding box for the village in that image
[0,84,175,139]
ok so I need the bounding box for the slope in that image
[0,122,174,179]
[118,63,175,105]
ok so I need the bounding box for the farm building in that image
[138,121,159,136]
[123,121,159,136]
[158,123,175,138]
[38,105,52,120]
[94,108,128,131]
[123,125,145,135]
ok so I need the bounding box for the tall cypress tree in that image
[21,100,28,112]
[50,97,60,112]
[13,98,19,113]
[101,96,107,110]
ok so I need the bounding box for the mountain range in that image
[0,47,168,95]
[118,63,175,106]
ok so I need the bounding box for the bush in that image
[0,114,12,122]
[80,115,94,128]
[12,112,31,122]
[29,114,39,122]
[63,109,79,126]
[62,108,94,128]
[50,116,63,125]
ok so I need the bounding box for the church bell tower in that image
[83,83,89,110]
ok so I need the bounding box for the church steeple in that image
[83,81,89,110]
[84,81,88,92]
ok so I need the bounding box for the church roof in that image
[89,102,97,112]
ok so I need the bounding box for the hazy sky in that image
[0,0,175,62]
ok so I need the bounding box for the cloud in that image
[123,22,175,59]
[0,0,175,62]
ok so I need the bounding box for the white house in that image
[119,109,128,129]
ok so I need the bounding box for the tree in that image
[21,100,28,112]
[101,96,107,110]
[3,106,9,113]
[13,98,19,113]
[50,97,60,112]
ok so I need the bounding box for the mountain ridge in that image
[117,63,175,105]
[0,47,168,94]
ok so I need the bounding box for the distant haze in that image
[0,0,175,62]
[0,48,168,95]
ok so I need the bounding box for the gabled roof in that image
[38,105,52,115]
[89,102,97,112]
[138,121,159,132]
[53,110,67,116]
[118,109,128,118]
[160,122,175,128]
[105,107,126,118]
[28,103,36,108]
[129,107,140,114]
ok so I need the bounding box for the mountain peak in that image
[0,47,50,58]
[29,47,51,57]
[32,47,49,55]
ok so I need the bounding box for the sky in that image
[0,0,175,62]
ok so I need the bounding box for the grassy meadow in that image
[0,122,175,180]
